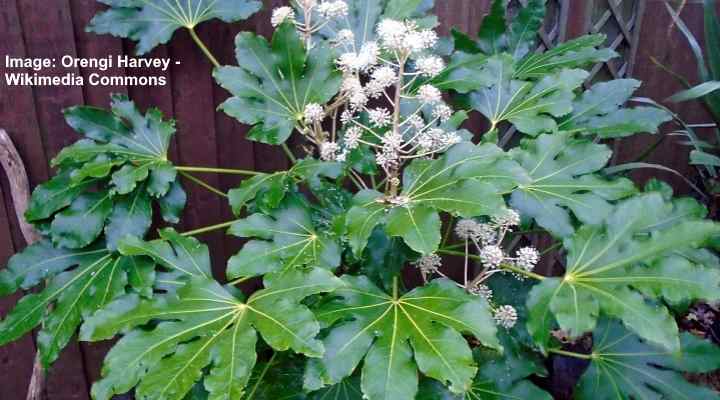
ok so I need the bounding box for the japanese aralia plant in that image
[1,0,720,399]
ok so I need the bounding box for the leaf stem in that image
[549,348,594,360]
[392,276,399,300]
[282,143,298,164]
[438,249,546,281]
[228,276,253,286]
[176,166,261,176]
[187,27,220,69]
[181,219,240,237]
[178,171,227,198]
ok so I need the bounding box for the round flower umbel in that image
[455,211,541,293]
[494,305,518,329]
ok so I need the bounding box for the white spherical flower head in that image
[414,254,442,275]
[271,7,296,27]
[368,108,392,128]
[494,305,518,329]
[405,29,438,53]
[303,103,326,123]
[335,29,355,46]
[417,84,442,104]
[416,56,446,77]
[433,104,453,123]
[515,247,540,272]
[371,66,398,88]
[475,223,497,245]
[479,245,505,268]
[492,209,521,227]
[349,90,369,109]
[455,219,479,240]
[343,126,362,149]
[337,42,379,73]
[469,283,493,301]
[340,109,356,123]
[320,142,340,161]
[318,1,349,18]
[377,19,409,50]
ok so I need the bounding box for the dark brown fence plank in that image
[170,27,228,275]
[0,178,35,400]
[617,0,713,194]
[14,0,91,398]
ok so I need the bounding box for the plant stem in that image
[438,249,546,281]
[228,276,253,286]
[188,27,220,69]
[181,219,240,237]
[549,348,594,360]
[282,143,298,164]
[179,171,227,198]
[176,166,261,176]
[392,276,399,300]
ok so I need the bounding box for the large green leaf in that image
[470,62,588,136]
[557,79,672,138]
[574,319,720,400]
[228,159,343,216]
[510,133,637,237]
[419,333,552,400]
[305,277,500,400]
[346,142,525,255]
[82,268,342,400]
[514,34,617,79]
[227,196,341,279]
[0,244,139,366]
[87,0,261,55]
[26,95,185,252]
[527,193,720,352]
[215,23,342,144]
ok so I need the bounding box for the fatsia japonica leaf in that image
[469,57,589,136]
[242,353,363,400]
[228,159,343,216]
[346,142,526,255]
[304,277,500,400]
[87,0,261,55]
[510,132,637,238]
[514,34,617,79]
[25,94,186,250]
[0,242,144,366]
[227,196,341,279]
[215,23,342,144]
[574,319,720,400]
[558,79,672,138]
[82,268,343,400]
[118,228,212,292]
[418,334,552,400]
[527,193,720,352]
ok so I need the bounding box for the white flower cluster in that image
[414,254,442,275]
[329,19,459,173]
[494,305,518,329]
[457,209,540,311]
[272,1,349,32]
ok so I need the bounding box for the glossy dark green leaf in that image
[527,193,720,352]
[575,319,720,400]
[558,79,672,138]
[228,197,341,279]
[50,191,113,249]
[159,180,187,224]
[215,23,342,144]
[25,172,96,222]
[510,133,637,237]
[87,0,261,55]
[507,0,546,60]
[514,34,616,79]
[306,277,499,400]
[84,268,342,400]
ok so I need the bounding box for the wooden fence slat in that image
[170,27,228,276]
[14,0,91,398]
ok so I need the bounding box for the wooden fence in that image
[0,0,715,398]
